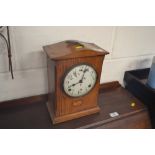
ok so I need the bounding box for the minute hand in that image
[80,68,88,82]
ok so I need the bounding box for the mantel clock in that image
[43,40,109,124]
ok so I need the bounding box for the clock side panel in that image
[55,56,105,118]
[47,57,56,119]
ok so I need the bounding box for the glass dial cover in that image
[63,64,97,97]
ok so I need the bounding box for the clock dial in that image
[63,64,97,97]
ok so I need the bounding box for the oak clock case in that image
[43,40,109,124]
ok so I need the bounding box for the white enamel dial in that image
[63,64,97,97]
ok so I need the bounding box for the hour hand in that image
[68,81,79,88]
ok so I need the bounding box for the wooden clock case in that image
[43,40,109,124]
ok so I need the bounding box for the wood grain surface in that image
[0,81,151,129]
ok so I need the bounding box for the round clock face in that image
[63,64,97,97]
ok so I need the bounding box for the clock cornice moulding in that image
[43,40,109,61]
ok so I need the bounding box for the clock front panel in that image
[55,56,104,117]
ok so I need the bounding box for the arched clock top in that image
[43,40,109,61]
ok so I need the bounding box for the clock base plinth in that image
[47,102,100,124]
